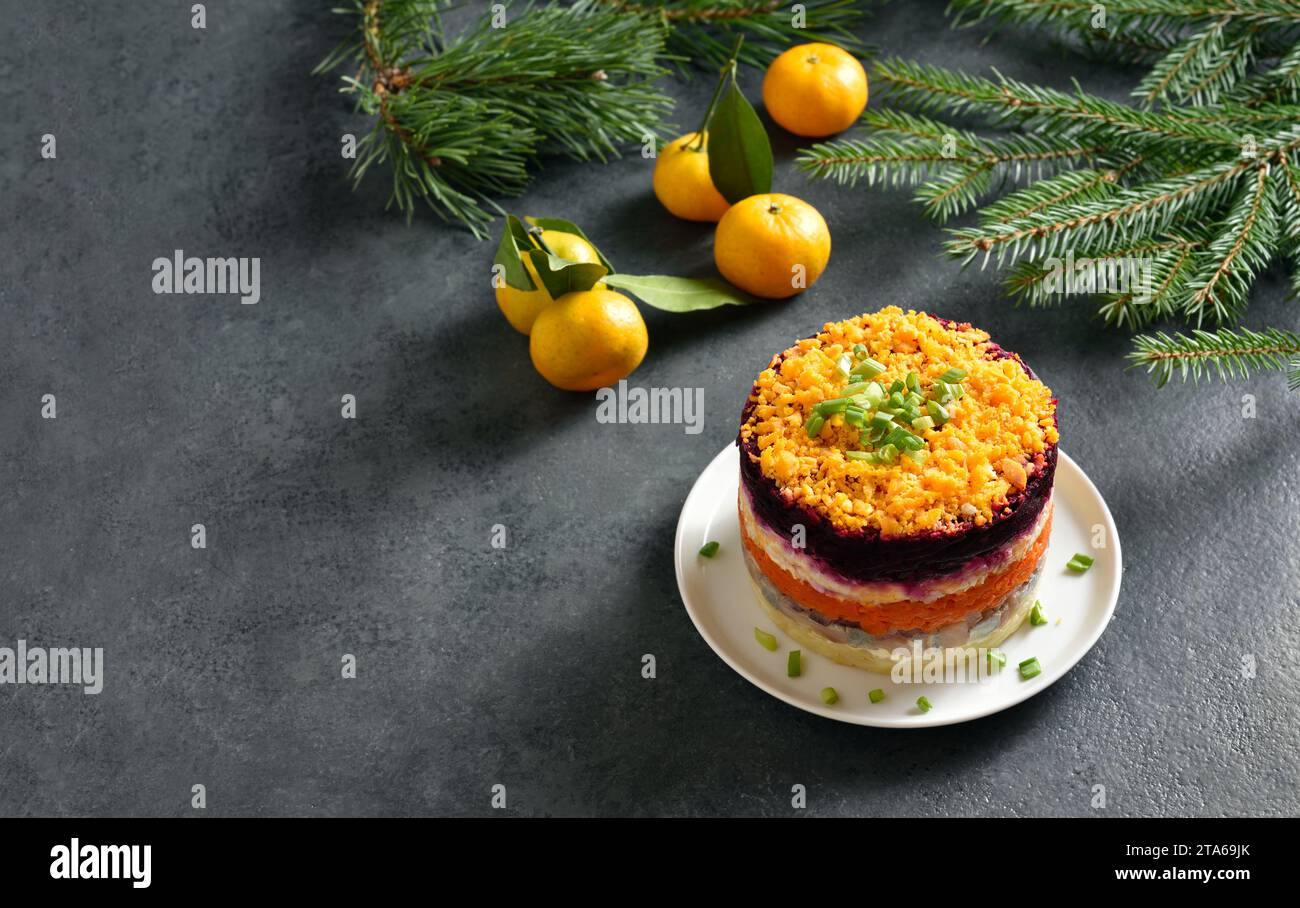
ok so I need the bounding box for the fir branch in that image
[1078,23,1188,64]
[1128,326,1300,388]
[1183,161,1278,324]
[861,108,982,146]
[944,155,1255,266]
[819,3,1300,390]
[317,0,449,75]
[927,135,1106,220]
[948,1,1300,32]
[795,136,958,188]
[942,125,1300,264]
[978,160,1139,224]
[1178,28,1257,104]
[319,0,673,238]
[1097,234,1203,326]
[1274,150,1300,241]
[1168,100,1300,126]
[595,0,868,70]
[1134,18,1230,106]
[798,130,1101,220]
[949,1,1300,107]
[1002,234,1198,311]
[873,58,1245,147]
[916,164,997,222]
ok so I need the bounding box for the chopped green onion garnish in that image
[868,688,885,704]
[787,650,802,678]
[835,353,854,378]
[882,426,910,448]
[897,404,921,423]
[1018,657,1042,680]
[926,399,949,425]
[905,371,921,392]
[851,358,885,378]
[916,696,933,713]
[863,381,886,403]
[906,449,927,465]
[815,397,851,415]
[841,381,870,396]
[937,381,965,403]
[820,687,839,705]
[911,415,935,432]
[870,412,895,432]
[806,414,824,437]
[1029,600,1048,625]
[938,367,968,383]
[888,379,905,394]
[904,390,925,407]
[987,649,1006,669]
[698,541,720,558]
[754,627,778,651]
[845,450,874,461]
[898,433,925,452]
[844,406,866,427]
[877,443,899,464]
[1066,553,1095,573]
[852,343,868,358]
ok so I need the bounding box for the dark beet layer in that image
[737,316,1058,585]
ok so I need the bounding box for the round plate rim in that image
[673,443,1122,728]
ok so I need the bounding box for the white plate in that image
[674,444,1121,728]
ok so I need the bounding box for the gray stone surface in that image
[2,0,1297,817]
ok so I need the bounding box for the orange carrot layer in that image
[740,509,1052,634]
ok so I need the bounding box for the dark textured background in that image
[2,0,1297,817]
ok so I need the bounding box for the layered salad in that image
[737,307,1059,672]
